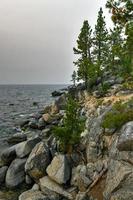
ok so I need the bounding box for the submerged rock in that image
[51,90,64,97]
[6,158,27,188]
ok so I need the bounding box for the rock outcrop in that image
[1,86,133,200]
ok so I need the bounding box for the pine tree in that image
[123,21,133,75]
[93,8,109,82]
[71,70,77,86]
[106,0,133,76]
[108,26,124,73]
[106,0,133,25]
[73,20,93,89]
[53,95,85,153]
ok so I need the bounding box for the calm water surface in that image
[0,84,66,151]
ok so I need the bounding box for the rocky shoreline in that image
[0,84,133,200]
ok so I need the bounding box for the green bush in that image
[53,95,85,153]
[102,100,133,130]
[122,81,133,90]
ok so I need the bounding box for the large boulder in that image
[19,190,49,200]
[6,158,27,188]
[46,154,71,184]
[86,106,112,163]
[25,142,51,180]
[7,133,27,144]
[1,145,16,165]
[117,121,133,151]
[110,188,133,200]
[16,137,41,158]
[0,166,8,185]
[104,159,133,200]
[54,95,66,111]
[39,176,73,200]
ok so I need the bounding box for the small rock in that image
[0,166,8,185]
[25,174,33,185]
[76,192,89,200]
[28,119,38,129]
[71,165,92,192]
[38,117,46,130]
[32,184,40,191]
[42,113,52,123]
[41,128,51,138]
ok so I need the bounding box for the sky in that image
[0,0,112,84]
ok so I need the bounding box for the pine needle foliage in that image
[53,95,85,153]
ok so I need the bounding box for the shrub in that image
[102,99,133,130]
[122,81,133,90]
[53,95,85,153]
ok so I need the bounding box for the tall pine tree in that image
[93,8,108,84]
[106,0,133,76]
[73,20,93,89]
[108,26,124,73]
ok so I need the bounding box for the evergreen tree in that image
[106,0,133,25]
[73,20,93,89]
[93,8,109,82]
[123,21,133,75]
[108,26,124,73]
[106,0,133,76]
[53,95,85,153]
[71,70,77,86]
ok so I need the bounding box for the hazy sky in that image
[0,0,112,84]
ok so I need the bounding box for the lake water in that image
[0,84,66,151]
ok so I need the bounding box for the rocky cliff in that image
[0,83,133,200]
